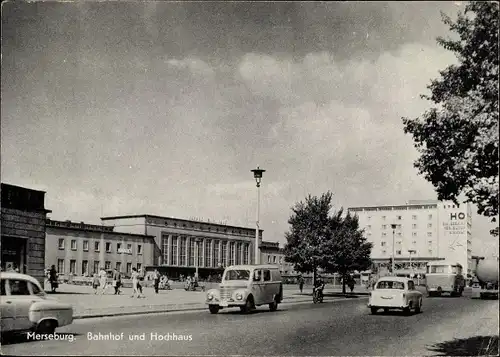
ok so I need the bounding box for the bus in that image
[425,261,465,297]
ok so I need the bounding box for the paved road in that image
[3,296,498,356]
[41,283,372,318]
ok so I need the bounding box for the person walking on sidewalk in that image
[130,267,143,298]
[112,269,122,295]
[99,267,108,295]
[348,275,355,293]
[92,273,100,294]
[49,265,59,293]
[153,269,160,294]
[298,275,305,294]
[137,268,144,295]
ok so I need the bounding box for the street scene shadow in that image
[1,332,83,345]
[325,293,363,298]
[427,335,499,356]
[45,291,90,295]
[223,307,291,315]
[295,293,364,298]
[371,310,422,317]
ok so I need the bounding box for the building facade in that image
[348,200,473,276]
[45,219,155,279]
[101,215,262,279]
[260,241,297,277]
[1,183,51,285]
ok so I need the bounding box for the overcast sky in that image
[1,1,497,257]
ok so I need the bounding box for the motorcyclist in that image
[313,277,325,300]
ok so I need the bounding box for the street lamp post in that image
[408,249,416,280]
[251,166,265,265]
[391,224,397,275]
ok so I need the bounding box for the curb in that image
[73,296,369,320]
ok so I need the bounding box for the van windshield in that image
[224,270,250,281]
[428,265,448,273]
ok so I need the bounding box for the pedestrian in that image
[348,276,355,293]
[137,268,144,295]
[49,265,58,293]
[130,267,142,298]
[298,275,305,294]
[112,268,122,295]
[153,269,160,293]
[99,267,108,295]
[92,273,100,294]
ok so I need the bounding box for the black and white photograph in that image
[1,1,498,355]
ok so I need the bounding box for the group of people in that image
[92,267,145,298]
[184,275,200,290]
[151,269,172,293]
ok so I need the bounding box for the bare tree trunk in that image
[313,266,317,286]
[342,273,346,294]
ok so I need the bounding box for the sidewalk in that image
[45,283,370,319]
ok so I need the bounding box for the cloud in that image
[166,57,215,78]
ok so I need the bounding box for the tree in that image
[321,211,373,294]
[402,2,499,236]
[283,192,332,284]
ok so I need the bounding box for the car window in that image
[253,270,262,281]
[408,281,415,290]
[263,270,271,281]
[29,282,45,296]
[376,281,405,290]
[0,279,6,296]
[9,279,31,295]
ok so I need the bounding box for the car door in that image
[407,280,418,304]
[0,278,16,332]
[262,270,272,303]
[9,278,38,331]
[251,270,264,305]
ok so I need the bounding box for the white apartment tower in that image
[348,200,473,276]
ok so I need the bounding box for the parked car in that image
[368,276,423,315]
[206,264,283,314]
[1,272,73,339]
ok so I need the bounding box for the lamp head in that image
[251,166,266,187]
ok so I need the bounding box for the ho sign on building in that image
[118,248,132,254]
[442,212,467,235]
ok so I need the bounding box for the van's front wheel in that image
[240,296,254,314]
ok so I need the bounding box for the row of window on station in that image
[56,259,142,276]
[163,237,251,267]
[58,238,143,255]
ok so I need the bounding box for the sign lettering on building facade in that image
[442,212,467,235]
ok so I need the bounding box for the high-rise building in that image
[348,200,473,277]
